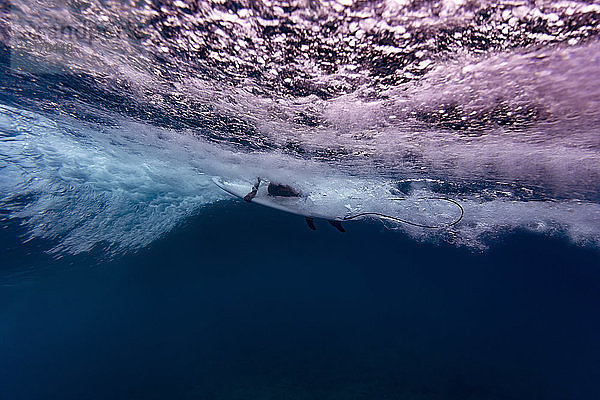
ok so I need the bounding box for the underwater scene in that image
[1,1,599,399]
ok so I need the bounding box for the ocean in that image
[1,1,600,399]
[3,204,600,399]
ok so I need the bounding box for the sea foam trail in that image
[0,104,226,255]
[1,104,599,256]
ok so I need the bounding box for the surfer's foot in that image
[328,220,346,232]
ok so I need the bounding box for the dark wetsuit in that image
[267,183,301,197]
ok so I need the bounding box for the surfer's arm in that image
[243,178,261,202]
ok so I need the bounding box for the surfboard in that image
[212,176,341,220]
[211,176,464,228]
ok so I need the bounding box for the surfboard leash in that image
[342,197,464,229]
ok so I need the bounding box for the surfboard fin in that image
[328,220,345,232]
[305,217,317,230]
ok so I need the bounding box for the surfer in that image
[243,178,345,232]
[244,178,302,201]
[267,182,302,197]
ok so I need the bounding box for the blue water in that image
[2,202,599,399]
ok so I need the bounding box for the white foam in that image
[1,104,599,256]
[0,105,226,255]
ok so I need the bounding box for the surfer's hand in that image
[244,188,257,202]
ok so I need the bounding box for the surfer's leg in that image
[305,217,316,230]
[243,178,261,202]
[328,220,345,232]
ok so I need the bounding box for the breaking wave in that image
[0,0,599,255]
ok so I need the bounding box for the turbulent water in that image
[1,0,599,255]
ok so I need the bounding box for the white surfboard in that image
[211,176,464,228]
[212,176,341,220]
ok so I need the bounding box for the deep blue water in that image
[2,201,599,400]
